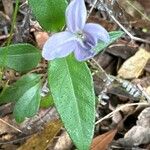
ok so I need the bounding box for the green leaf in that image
[0,44,41,72]
[40,93,54,108]
[93,31,124,53]
[0,74,41,122]
[28,0,67,31]
[13,80,41,123]
[0,74,41,104]
[48,55,95,150]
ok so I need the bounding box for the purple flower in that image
[42,0,110,61]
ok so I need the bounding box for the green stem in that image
[0,0,19,83]
[7,0,20,45]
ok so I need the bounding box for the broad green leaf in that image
[28,0,67,31]
[93,31,124,53]
[0,44,41,72]
[14,80,41,123]
[0,74,41,104]
[48,55,95,150]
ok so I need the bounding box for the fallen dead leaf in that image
[124,125,150,145]
[34,31,49,49]
[137,107,150,128]
[2,0,13,18]
[117,107,150,147]
[131,19,150,30]
[118,48,150,79]
[1,144,18,150]
[53,131,72,150]
[90,129,117,150]
[137,0,150,14]
[106,39,138,59]
[17,119,62,150]
[146,86,150,95]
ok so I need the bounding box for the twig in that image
[99,0,150,44]
[0,134,31,145]
[137,84,150,103]
[0,34,10,40]
[91,58,108,80]
[0,118,22,133]
[95,102,149,125]
[87,0,98,18]
[110,15,150,44]
[126,0,150,22]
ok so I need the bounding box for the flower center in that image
[76,31,85,41]
[75,31,94,49]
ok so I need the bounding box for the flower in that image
[42,0,110,61]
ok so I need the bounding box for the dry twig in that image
[95,102,150,125]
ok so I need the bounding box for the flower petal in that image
[74,41,95,61]
[83,23,110,46]
[65,0,87,32]
[42,31,77,60]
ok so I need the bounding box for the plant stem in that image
[0,0,19,83]
[7,0,20,45]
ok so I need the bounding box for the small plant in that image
[0,0,124,149]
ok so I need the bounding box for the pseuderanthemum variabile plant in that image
[42,0,110,61]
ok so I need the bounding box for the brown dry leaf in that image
[116,107,150,147]
[17,119,62,150]
[34,31,49,49]
[106,39,138,59]
[137,0,150,14]
[131,19,150,30]
[118,48,150,79]
[146,86,150,95]
[1,144,19,150]
[0,116,18,141]
[119,0,144,19]
[137,107,150,128]
[53,131,72,150]
[90,129,117,150]
[2,0,13,18]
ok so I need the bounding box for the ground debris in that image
[0,0,150,149]
[118,48,150,79]
[111,107,150,148]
